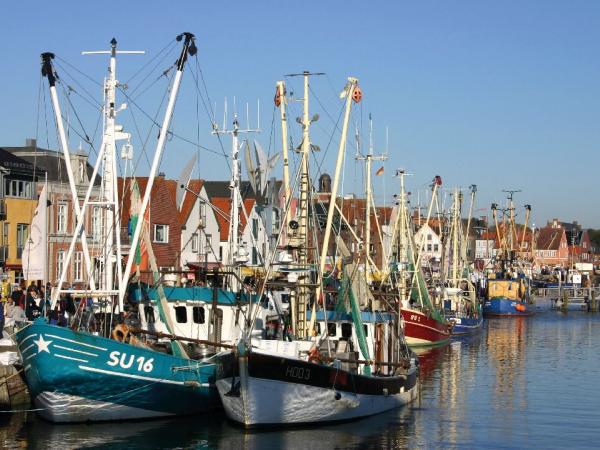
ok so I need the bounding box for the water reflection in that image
[4,315,600,449]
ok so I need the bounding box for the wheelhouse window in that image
[327,322,337,336]
[341,322,353,339]
[175,306,187,323]
[192,306,205,324]
[154,224,169,243]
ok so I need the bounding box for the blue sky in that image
[2,1,599,227]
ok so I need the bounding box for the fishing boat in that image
[15,34,243,422]
[389,172,452,347]
[481,194,534,317]
[215,74,419,427]
[442,187,483,335]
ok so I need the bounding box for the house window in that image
[2,223,8,247]
[427,234,432,241]
[92,206,101,240]
[191,233,198,253]
[5,179,31,198]
[252,218,259,240]
[252,247,257,265]
[74,251,83,281]
[192,306,205,324]
[175,306,187,323]
[57,203,68,233]
[434,244,439,252]
[57,250,65,279]
[219,246,223,261]
[154,224,169,243]
[16,224,28,259]
[427,244,432,252]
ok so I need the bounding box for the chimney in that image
[26,138,37,148]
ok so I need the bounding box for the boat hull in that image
[401,308,451,347]
[482,298,533,317]
[215,350,419,427]
[16,319,224,422]
[450,315,484,335]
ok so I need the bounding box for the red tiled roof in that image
[536,227,565,251]
[211,196,256,241]
[177,179,204,225]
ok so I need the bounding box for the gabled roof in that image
[117,177,177,223]
[211,196,256,241]
[203,180,255,200]
[537,227,565,251]
[178,179,204,225]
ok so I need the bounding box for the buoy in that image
[274,87,282,107]
[352,86,363,103]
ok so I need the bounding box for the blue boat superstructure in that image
[482,278,533,317]
[17,319,227,422]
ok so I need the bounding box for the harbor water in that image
[2,312,599,449]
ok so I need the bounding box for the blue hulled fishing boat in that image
[17,319,225,422]
[14,33,244,422]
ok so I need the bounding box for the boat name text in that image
[107,351,154,373]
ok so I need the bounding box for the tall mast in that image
[120,32,197,304]
[355,114,387,274]
[451,188,460,288]
[212,104,260,268]
[275,81,290,206]
[463,184,477,263]
[309,76,360,336]
[40,52,96,290]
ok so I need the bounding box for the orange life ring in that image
[112,324,130,342]
[274,87,282,107]
[352,86,363,103]
[308,347,321,364]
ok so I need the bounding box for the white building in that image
[414,223,443,265]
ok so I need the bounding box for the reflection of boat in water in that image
[413,345,446,380]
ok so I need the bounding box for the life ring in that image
[308,347,321,364]
[274,87,282,107]
[112,324,130,342]
[352,86,363,103]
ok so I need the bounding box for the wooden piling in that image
[0,365,29,410]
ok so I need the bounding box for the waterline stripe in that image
[53,344,98,357]
[55,354,88,363]
[45,334,107,351]
[78,365,210,387]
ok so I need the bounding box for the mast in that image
[212,104,260,269]
[120,33,197,305]
[451,188,460,288]
[355,114,387,275]
[275,81,290,206]
[309,76,360,336]
[463,184,477,263]
[40,52,96,290]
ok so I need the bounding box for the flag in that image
[22,185,47,280]
[375,166,384,176]
[130,180,149,272]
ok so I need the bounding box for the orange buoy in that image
[352,86,363,103]
[274,87,282,107]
